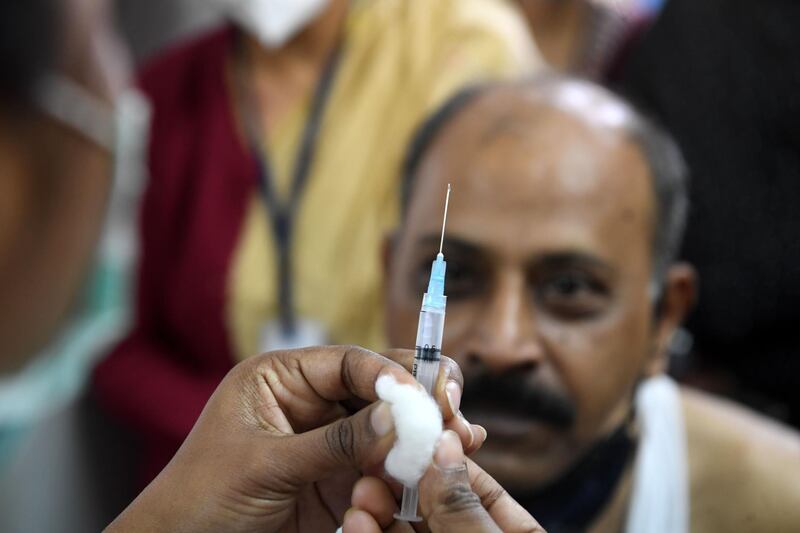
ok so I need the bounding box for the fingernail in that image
[370,402,394,437]
[445,381,462,416]
[458,411,475,448]
[435,430,465,469]
[340,508,354,533]
[475,424,488,443]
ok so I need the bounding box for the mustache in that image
[460,371,577,430]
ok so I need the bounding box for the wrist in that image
[105,469,191,533]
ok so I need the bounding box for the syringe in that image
[395,184,451,522]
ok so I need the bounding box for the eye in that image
[413,257,485,301]
[551,276,583,296]
[534,271,610,320]
[445,259,486,300]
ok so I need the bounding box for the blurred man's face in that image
[0,0,130,373]
[386,90,662,492]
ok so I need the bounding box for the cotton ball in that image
[375,374,443,488]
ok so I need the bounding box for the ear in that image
[644,262,697,377]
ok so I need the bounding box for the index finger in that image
[381,349,464,419]
[464,458,545,533]
[250,345,418,405]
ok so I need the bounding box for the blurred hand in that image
[106,345,483,532]
[342,430,545,533]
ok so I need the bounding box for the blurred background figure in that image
[619,0,800,428]
[94,0,541,487]
[116,0,219,61]
[0,0,147,530]
[514,0,664,80]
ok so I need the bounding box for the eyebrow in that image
[415,235,615,274]
[415,235,484,257]
[532,252,616,276]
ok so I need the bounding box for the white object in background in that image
[204,0,331,48]
[258,318,327,352]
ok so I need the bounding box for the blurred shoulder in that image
[349,0,540,69]
[681,387,800,532]
[350,0,527,28]
[407,0,532,35]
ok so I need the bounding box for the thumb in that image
[274,401,396,488]
[418,430,503,533]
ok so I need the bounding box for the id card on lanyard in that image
[234,30,343,351]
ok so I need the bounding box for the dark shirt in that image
[618,0,800,426]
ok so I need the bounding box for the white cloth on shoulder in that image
[625,375,689,533]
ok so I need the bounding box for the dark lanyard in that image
[235,31,343,335]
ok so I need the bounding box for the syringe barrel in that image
[395,299,447,523]
[412,303,445,394]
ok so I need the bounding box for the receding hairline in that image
[406,81,652,209]
[428,81,643,163]
[401,76,690,282]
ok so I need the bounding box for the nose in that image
[466,268,543,374]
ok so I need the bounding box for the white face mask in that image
[0,76,151,459]
[213,0,332,48]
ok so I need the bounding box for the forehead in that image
[405,90,655,263]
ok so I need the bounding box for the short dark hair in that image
[401,78,689,281]
[0,1,58,109]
